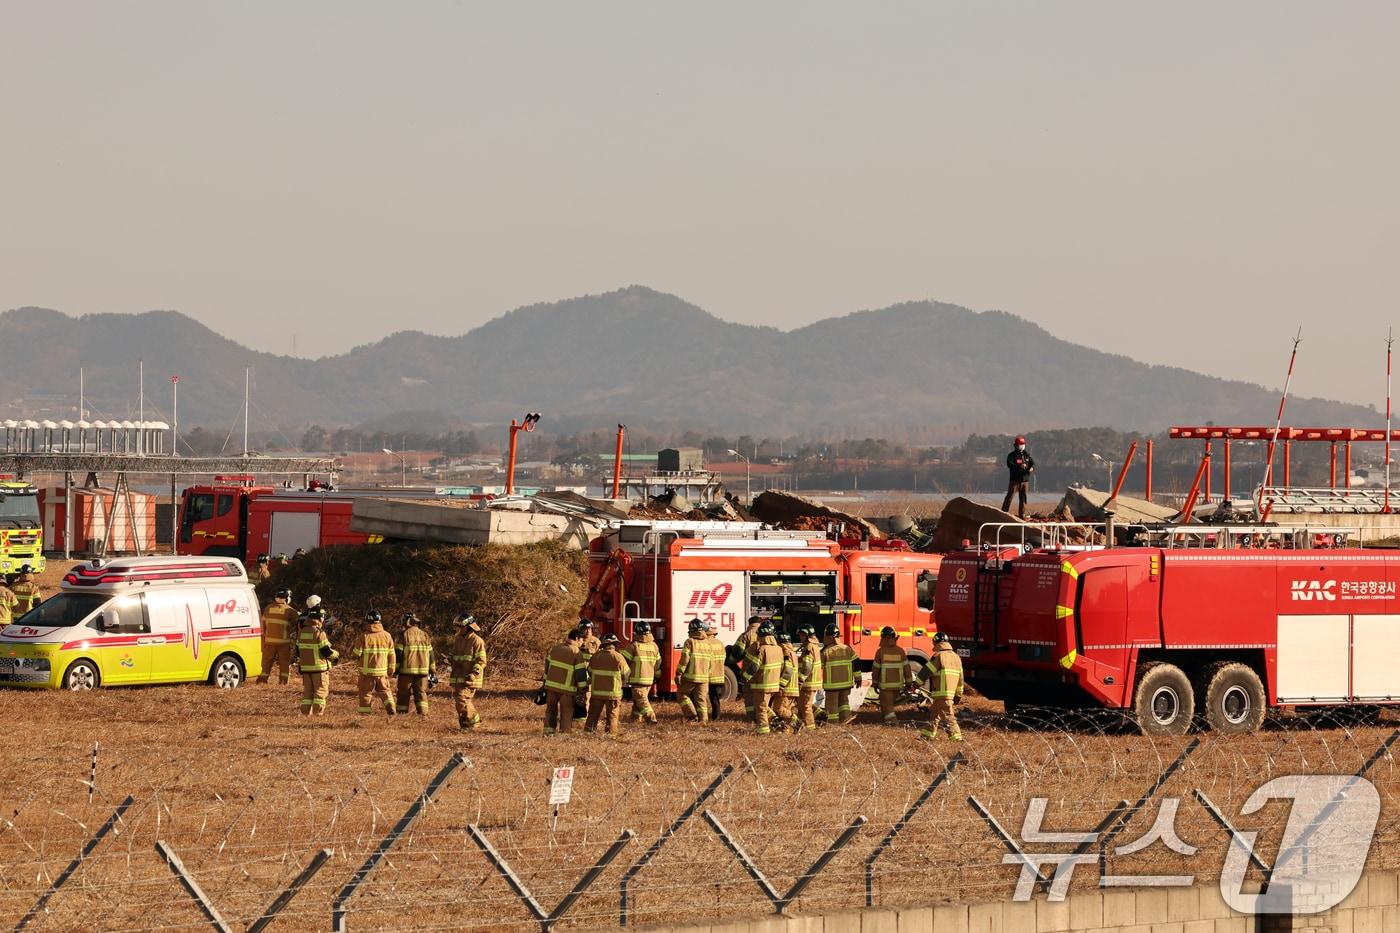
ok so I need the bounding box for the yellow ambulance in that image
[0,556,263,690]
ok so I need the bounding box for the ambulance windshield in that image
[14,594,109,630]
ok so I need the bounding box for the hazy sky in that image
[4,3,1398,408]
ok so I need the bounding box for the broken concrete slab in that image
[351,497,603,548]
[1059,486,1178,524]
[748,490,883,539]
[927,496,1039,552]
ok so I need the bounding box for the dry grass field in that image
[2,670,1399,932]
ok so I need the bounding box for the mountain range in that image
[0,287,1379,442]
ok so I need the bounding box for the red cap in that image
[1015,436,1026,445]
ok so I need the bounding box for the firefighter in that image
[748,622,784,735]
[874,626,907,723]
[585,633,631,736]
[917,632,965,742]
[795,626,823,731]
[0,578,17,627]
[733,616,763,721]
[257,588,299,685]
[449,613,488,730]
[10,566,40,614]
[1001,435,1036,519]
[704,621,727,720]
[352,611,397,716]
[677,619,711,723]
[296,607,337,716]
[620,620,660,723]
[576,620,602,724]
[542,629,586,735]
[775,633,800,730]
[821,623,857,724]
[395,611,434,717]
[255,554,272,583]
[292,547,307,560]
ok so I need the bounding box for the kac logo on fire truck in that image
[1290,580,1336,602]
[686,582,733,610]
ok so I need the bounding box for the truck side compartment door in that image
[1076,567,1129,706]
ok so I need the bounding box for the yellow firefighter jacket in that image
[353,622,396,677]
[588,647,631,700]
[262,602,298,645]
[544,642,585,694]
[621,635,661,686]
[921,647,965,700]
[874,640,907,691]
[748,636,783,694]
[451,630,487,687]
[396,624,434,676]
[297,623,337,673]
[822,639,856,689]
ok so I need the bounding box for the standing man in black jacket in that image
[1001,435,1035,518]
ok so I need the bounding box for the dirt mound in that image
[263,541,587,669]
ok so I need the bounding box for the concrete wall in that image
[628,869,1400,933]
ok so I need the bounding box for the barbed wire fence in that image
[3,708,1400,931]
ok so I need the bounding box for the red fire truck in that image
[581,520,942,698]
[936,525,1395,734]
[177,478,385,562]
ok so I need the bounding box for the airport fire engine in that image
[936,524,1398,734]
[177,477,383,562]
[0,478,44,575]
[581,520,941,698]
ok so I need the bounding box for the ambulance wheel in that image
[720,665,740,703]
[1201,662,1265,734]
[209,654,246,689]
[1132,663,1194,736]
[63,659,100,691]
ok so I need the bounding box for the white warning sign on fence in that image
[549,766,575,805]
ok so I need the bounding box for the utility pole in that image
[171,375,179,457]
[242,367,250,457]
[138,360,144,455]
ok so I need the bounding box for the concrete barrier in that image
[617,869,1400,933]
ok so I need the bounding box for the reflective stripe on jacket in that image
[261,604,298,644]
[822,642,856,689]
[749,637,783,693]
[544,642,583,694]
[621,637,661,686]
[353,623,396,676]
[704,637,727,685]
[678,637,708,684]
[397,625,434,675]
[798,642,823,689]
[297,625,334,673]
[874,643,907,690]
[451,631,488,687]
[588,648,631,699]
[922,648,965,699]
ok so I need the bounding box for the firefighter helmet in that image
[366,610,382,624]
[602,633,619,645]
[275,588,291,600]
[775,631,791,644]
[1015,435,1027,446]
[305,594,322,609]
[688,618,704,635]
[293,548,307,558]
[758,622,775,637]
[256,553,269,564]
[402,611,420,625]
[567,627,584,641]
[303,607,325,622]
[276,553,288,561]
[633,620,651,635]
[799,625,816,639]
[824,622,841,637]
[933,631,950,644]
[880,626,897,638]
[453,613,478,630]
[747,616,762,628]
[580,619,595,630]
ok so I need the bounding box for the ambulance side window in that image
[103,596,150,635]
[865,573,896,604]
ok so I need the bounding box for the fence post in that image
[332,751,469,932]
[154,841,233,933]
[619,765,733,926]
[15,795,133,931]
[247,847,333,933]
[864,753,962,906]
[704,809,867,915]
[967,795,1050,892]
[469,825,636,932]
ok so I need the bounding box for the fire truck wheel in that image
[1132,663,1195,736]
[1201,662,1265,734]
[720,666,740,703]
